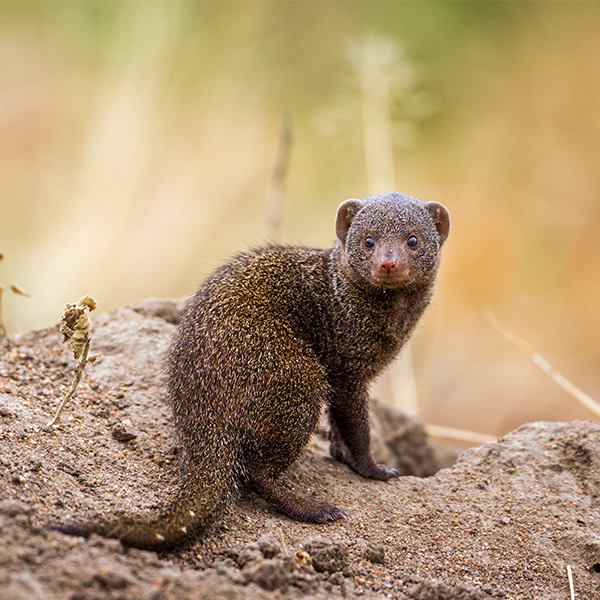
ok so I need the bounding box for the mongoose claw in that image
[381,465,400,479]
[319,506,347,522]
[296,503,347,524]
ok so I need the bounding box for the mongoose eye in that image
[407,235,419,248]
[364,236,375,249]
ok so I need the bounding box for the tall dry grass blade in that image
[486,310,600,420]
[425,424,496,445]
[0,253,30,337]
[265,114,292,242]
[277,526,289,557]
[352,36,417,412]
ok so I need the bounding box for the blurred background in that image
[2,2,600,441]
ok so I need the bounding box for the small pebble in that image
[364,544,385,564]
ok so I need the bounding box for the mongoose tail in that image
[53,451,235,551]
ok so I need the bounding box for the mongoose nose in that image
[379,259,398,274]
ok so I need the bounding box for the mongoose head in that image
[335,192,450,291]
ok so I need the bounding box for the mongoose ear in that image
[335,199,363,245]
[425,202,450,246]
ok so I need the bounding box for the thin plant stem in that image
[265,114,292,242]
[487,310,600,420]
[0,289,6,337]
[567,565,575,600]
[47,338,91,427]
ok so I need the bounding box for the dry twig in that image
[487,310,600,420]
[47,296,98,427]
[0,253,30,337]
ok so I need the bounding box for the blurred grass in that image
[2,1,600,436]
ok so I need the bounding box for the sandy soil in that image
[1,299,599,600]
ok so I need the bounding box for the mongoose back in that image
[56,191,450,550]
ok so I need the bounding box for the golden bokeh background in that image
[2,2,600,439]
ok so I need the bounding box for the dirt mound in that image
[1,300,599,599]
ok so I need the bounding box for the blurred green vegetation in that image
[2,1,600,436]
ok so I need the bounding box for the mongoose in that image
[56,191,450,550]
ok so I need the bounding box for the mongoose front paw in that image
[328,433,400,481]
[359,464,400,481]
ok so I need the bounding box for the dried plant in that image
[0,253,30,337]
[329,36,431,412]
[47,296,98,427]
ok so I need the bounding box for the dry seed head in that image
[78,295,97,311]
[59,295,97,359]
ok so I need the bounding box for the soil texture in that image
[1,298,599,600]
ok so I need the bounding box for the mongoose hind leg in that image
[328,399,399,481]
[250,471,346,523]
